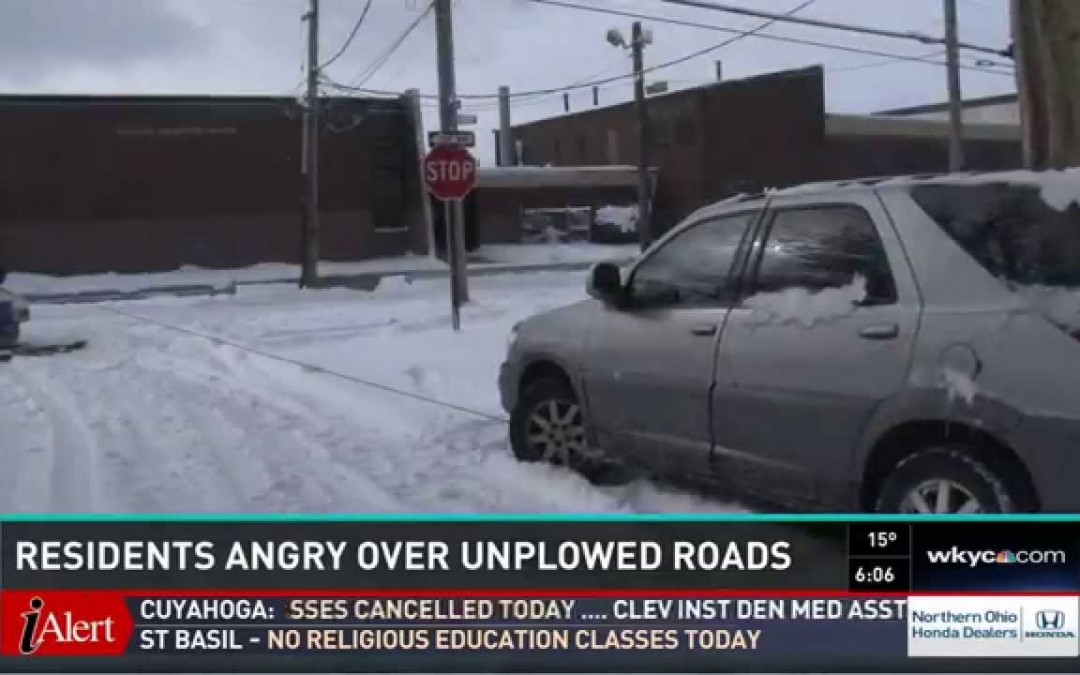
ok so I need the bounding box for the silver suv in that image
[499,169,1080,514]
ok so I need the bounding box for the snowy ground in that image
[0,270,745,515]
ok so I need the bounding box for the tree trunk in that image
[1012,0,1080,168]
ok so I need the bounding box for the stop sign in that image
[423,144,478,201]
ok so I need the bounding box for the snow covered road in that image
[1,271,745,515]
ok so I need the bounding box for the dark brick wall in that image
[0,95,420,274]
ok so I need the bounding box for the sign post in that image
[422,142,478,331]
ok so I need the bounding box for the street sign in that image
[456,113,479,126]
[423,144,478,201]
[428,130,476,148]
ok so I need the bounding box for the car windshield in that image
[911,176,1080,333]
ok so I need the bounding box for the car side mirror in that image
[587,263,624,306]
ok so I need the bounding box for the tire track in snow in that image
[0,368,62,511]
[8,365,106,512]
[132,337,409,513]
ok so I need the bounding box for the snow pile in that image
[742,276,867,328]
[595,206,638,234]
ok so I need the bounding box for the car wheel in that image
[874,445,1018,514]
[509,377,626,484]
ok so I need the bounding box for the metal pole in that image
[944,0,965,172]
[435,0,468,319]
[445,202,460,331]
[497,86,514,167]
[300,0,320,289]
[632,22,653,252]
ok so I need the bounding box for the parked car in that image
[0,267,29,360]
[499,169,1080,514]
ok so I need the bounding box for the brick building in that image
[509,66,1022,234]
[0,95,425,274]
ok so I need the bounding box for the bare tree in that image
[1011,0,1080,168]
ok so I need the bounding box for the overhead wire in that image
[319,0,376,71]
[323,0,1013,102]
[348,1,436,88]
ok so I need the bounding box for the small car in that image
[0,266,29,360]
[499,169,1080,514]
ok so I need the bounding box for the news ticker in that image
[0,515,1076,673]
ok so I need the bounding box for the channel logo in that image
[924,546,1066,568]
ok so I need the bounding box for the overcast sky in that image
[0,0,1016,163]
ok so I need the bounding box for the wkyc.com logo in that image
[1027,609,1077,639]
[925,546,1067,568]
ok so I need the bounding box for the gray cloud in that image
[0,0,209,83]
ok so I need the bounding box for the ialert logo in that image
[18,596,118,655]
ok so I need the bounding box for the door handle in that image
[689,323,718,336]
[858,323,899,340]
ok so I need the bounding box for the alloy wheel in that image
[524,398,597,467]
[899,479,984,514]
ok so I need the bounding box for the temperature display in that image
[847,524,909,557]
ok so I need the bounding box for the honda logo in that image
[1037,610,1065,631]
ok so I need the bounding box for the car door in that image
[582,208,762,476]
[711,191,920,504]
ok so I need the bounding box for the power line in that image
[349,1,435,88]
[320,0,1013,103]
[518,0,1014,73]
[662,0,1010,57]
[319,0,375,71]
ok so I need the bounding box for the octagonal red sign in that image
[423,144,478,201]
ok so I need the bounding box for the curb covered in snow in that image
[23,259,634,305]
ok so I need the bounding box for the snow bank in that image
[478,243,637,266]
[595,206,638,234]
[742,276,867,328]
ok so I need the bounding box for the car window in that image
[910,181,1080,287]
[751,205,897,304]
[629,210,758,307]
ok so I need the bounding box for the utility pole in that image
[943,0,965,172]
[497,86,514,167]
[435,0,469,307]
[632,21,653,252]
[300,0,320,288]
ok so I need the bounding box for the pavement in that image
[23,256,633,305]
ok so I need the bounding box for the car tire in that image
[874,445,1018,514]
[509,377,628,485]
